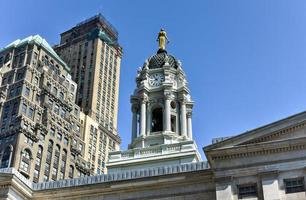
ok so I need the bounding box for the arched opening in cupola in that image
[151,107,163,132]
[171,115,176,132]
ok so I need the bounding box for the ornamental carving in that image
[164,91,173,100]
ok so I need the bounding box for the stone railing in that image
[33,161,209,190]
[0,161,209,191]
[109,140,197,162]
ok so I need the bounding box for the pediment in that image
[204,110,306,152]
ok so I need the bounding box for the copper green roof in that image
[0,35,70,72]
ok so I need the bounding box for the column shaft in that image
[187,114,193,139]
[140,101,146,136]
[131,111,137,141]
[180,102,187,137]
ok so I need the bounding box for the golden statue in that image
[157,29,169,51]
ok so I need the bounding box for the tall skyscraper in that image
[0,35,87,182]
[54,14,122,134]
[54,13,122,174]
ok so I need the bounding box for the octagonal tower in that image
[107,30,201,172]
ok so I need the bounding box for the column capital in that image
[140,94,148,103]
[187,112,192,118]
[131,104,138,113]
[180,98,187,104]
[164,91,173,100]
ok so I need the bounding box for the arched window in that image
[23,149,31,159]
[48,140,53,150]
[47,82,51,90]
[60,149,67,179]
[171,115,176,132]
[20,149,31,173]
[34,145,43,182]
[37,145,43,156]
[0,146,12,168]
[53,87,58,95]
[55,144,60,155]
[151,107,163,132]
[62,149,67,161]
[69,165,74,178]
[46,140,53,163]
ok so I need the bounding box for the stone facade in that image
[204,110,306,200]
[0,35,84,182]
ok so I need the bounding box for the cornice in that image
[209,137,306,161]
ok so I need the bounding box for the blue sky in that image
[1,0,306,158]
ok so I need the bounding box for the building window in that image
[151,107,163,132]
[48,98,53,107]
[238,184,257,199]
[43,175,49,182]
[34,77,39,85]
[79,144,83,152]
[47,82,51,90]
[50,128,55,136]
[53,87,58,95]
[25,137,34,146]
[20,160,29,172]
[35,94,40,102]
[54,104,59,114]
[59,172,64,180]
[0,146,12,168]
[73,139,77,146]
[24,87,30,96]
[28,108,34,119]
[284,177,305,194]
[9,88,14,97]
[60,109,66,118]
[22,103,27,113]
[57,132,62,141]
[52,167,57,178]
[59,92,64,100]
[16,72,24,80]
[33,169,39,182]
[44,163,50,176]
[69,166,74,178]
[36,113,41,122]
[37,145,43,156]
[20,149,31,172]
[64,137,69,145]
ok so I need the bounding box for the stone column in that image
[131,105,138,141]
[140,99,146,137]
[261,173,280,200]
[164,98,171,132]
[216,182,233,200]
[180,100,187,137]
[187,112,193,139]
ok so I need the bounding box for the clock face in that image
[149,73,164,87]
